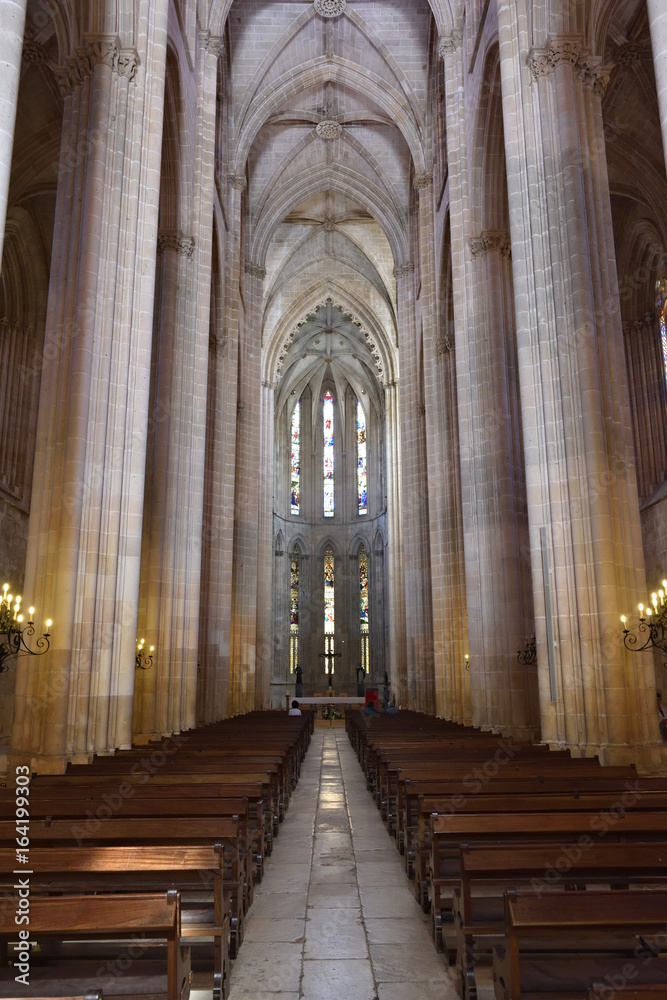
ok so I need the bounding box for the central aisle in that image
[227,729,459,1000]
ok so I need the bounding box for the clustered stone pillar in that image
[255,376,276,709]
[395,260,434,712]
[228,260,265,714]
[0,0,27,270]
[383,379,406,700]
[460,231,538,739]
[11,13,170,770]
[439,29,472,726]
[497,17,663,765]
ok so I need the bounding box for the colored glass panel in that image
[662,306,667,382]
[290,400,301,515]
[290,554,299,673]
[323,391,334,516]
[357,401,367,514]
[359,547,369,627]
[324,546,335,634]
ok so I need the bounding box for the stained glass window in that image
[323,391,334,517]
[324,546,335,674]
[290,400,301,515]
[658,272,667,384]
[357,400,367,515]
[360,546,369,674]
[290,554,299,673]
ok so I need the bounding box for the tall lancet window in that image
[324,546,335,672]
[323,391,334,517]
[290,400,301,515]
[357,400,367,515]
[659,285,667,384]
[359,546,369,674]
[290,553,299,673]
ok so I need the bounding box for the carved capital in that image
[393,262,415,280]
[414,173,432,191]
[117,49,139,80]
[200,30,224,58]
[469,230,511,258]
[529,35,582,79]
[228,173,247,192]
[245,261,267,280]
[157,232,195,257]
[436,335,453,355]
[439,29,463,57]
[262,379,276,390]
[577,55,609,96]
[416,402,426,416]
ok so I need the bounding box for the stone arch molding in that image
[273,297,390,388]
[207,0,457,44]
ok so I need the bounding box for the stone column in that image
[228,260,265,715]
[461,233,538,738]
[256,376,276,709]
[438,29,473,726]
[395,261,434,712]
[648,0,667,174]
[383,380,405,698]
[418,172,468,720]
[497,18,662,765]
[0,0,27,270]
[11,12,170,770]
[133,229,204,741]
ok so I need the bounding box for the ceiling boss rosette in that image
[316,120,343,140]
[314,0,347,17]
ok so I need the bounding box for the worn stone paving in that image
[216,728,459,1000]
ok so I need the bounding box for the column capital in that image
[228,173,247,192]
[157,231,195,257]
[199,30,224,58]
[413,173,433,191]
[393,261,415,279]
[469,230,511,258]
[529,35,583,79]
[577,54,610,96]
[439,28,463,57]
[436,335,453,354]
[55,36,139,93]
[209,334,227,356]
[245,261,267,279]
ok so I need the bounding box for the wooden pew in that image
[0,815,249,959]
[0,846,230,1000]
[427,809,667,949]
[493,889,667,1000]
[453,842,667,1000]
[0,893,190,1000]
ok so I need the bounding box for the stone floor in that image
[221,728,459,1000]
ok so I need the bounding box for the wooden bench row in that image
[0,710,313,1000]
[345,709,667,1000]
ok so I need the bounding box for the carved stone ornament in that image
[469,231,511,259]
[245,262,267,280]
[55,37,138,94]
[314,0,346,17]
[22,39,48,64]
[200,30,224,58]
[439,29,463,57]
[615,42,643,66]
[529,36,582,79]
[316,120,343,140]
[436,335,453,355]
[157,232,195,258]
[228,174,247,191]
[414,174,432,191]
[393,262,415,279]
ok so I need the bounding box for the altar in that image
[284,694,366,712]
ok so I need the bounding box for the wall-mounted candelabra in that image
[135,638,154,670]
[621,581,667,656]
[517,636,537,666]
[0,583,51,673]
